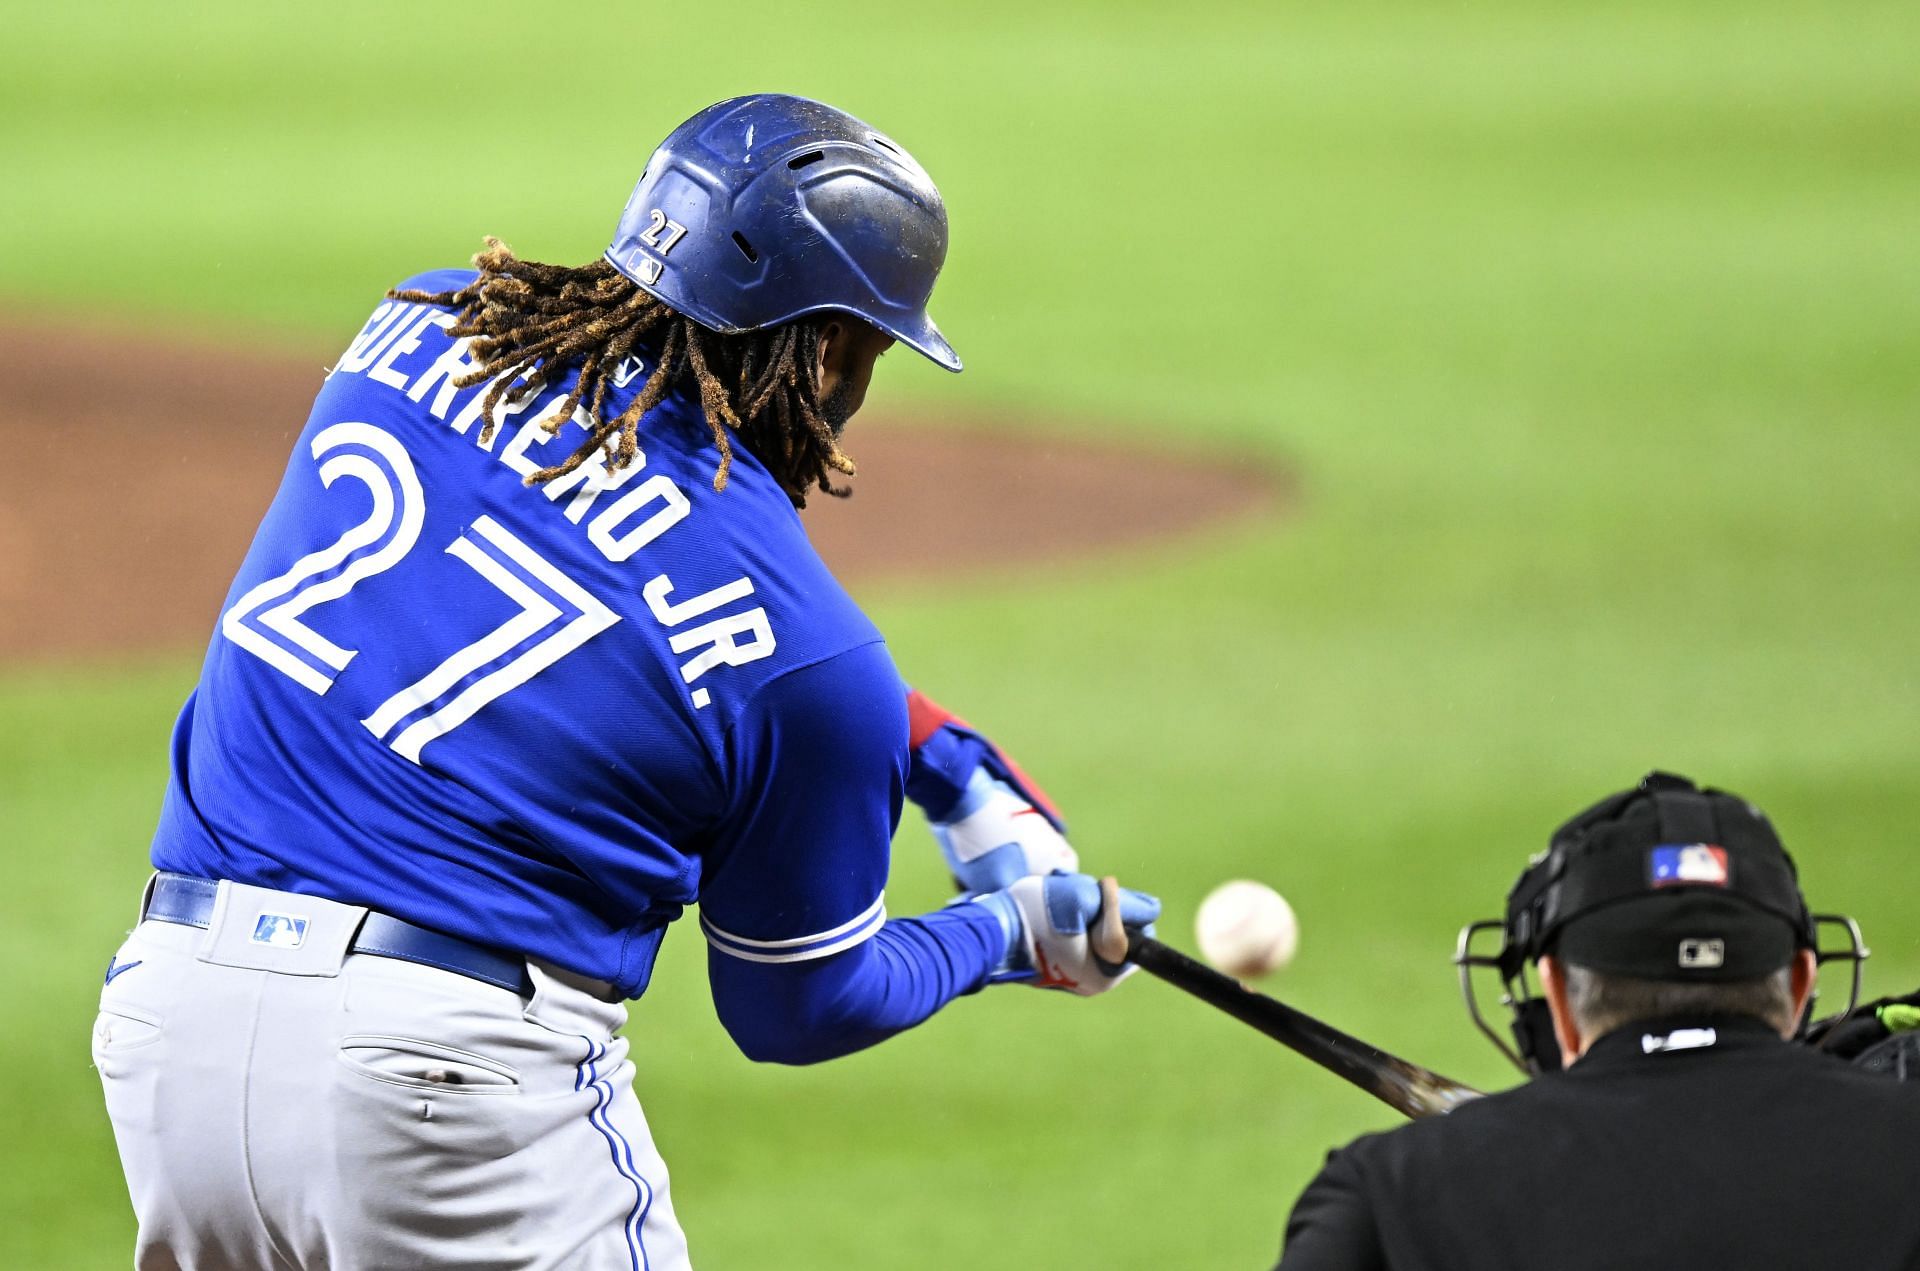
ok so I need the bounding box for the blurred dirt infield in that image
[0,319,1281,663]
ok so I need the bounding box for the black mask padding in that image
[1652,788,1718,845]
[1511,998,1563,1075]
[1510,772,1815,983]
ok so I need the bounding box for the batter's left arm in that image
[903,688,1079,895]
[709,907,1006,1064]
[697,647,1009,1065]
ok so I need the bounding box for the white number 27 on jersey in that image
[221,422,618,763]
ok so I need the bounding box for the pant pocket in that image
[338,1034,521,1093]
[93,1005,164,1057]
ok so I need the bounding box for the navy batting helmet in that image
[605,94,960,372]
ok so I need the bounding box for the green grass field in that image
[4,2,1917,1266]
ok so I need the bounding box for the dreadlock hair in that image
[389,238,857,507]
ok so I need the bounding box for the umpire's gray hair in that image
[1563,963,1797,1040]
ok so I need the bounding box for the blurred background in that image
[2,2,1915,1266]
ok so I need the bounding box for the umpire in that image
[1276,771,1920,1270]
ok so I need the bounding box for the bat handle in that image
[1092,876,1132,971]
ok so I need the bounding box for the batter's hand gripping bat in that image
[1092,878,1483,1120]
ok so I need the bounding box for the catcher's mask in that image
[606,94,960,372]
[1454,771,1867,1075]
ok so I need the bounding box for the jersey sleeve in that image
[697,641,907,962]
[707,904,1007,1064]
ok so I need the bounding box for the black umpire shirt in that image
[1276,1014,1920,1270]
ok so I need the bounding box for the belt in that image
[145,872,533,995]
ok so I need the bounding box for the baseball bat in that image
[1092,878,1482,1120]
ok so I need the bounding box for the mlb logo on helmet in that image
[1649,843,1730,888]
[622,249,664,286]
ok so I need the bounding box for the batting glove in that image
[971,872,1161,997]
[905,688,1076,894]
[931,769,1080,895]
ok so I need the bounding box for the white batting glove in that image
[972,872,1161,997]
[932,769,1080,895]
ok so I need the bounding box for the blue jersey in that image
[153,270,913,1000]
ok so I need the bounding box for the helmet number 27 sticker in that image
[636,209,688,254]
[624,209,688,284]
[220,422,619,763]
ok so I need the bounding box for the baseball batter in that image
[92,95,1159,1270]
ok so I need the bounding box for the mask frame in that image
[1455,911,1869,1075]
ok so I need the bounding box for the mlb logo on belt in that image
[251,912,309,948]
[1649,843,1729,888]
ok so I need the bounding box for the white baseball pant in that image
[93,880,691,1270]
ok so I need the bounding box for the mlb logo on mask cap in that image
[1650,843,1730,888]
[1678,937,1726,969]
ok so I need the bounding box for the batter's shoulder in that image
[388,266,479,300]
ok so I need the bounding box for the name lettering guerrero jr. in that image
[325,301,778,706]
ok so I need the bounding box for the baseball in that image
[1195,880,1298,979]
